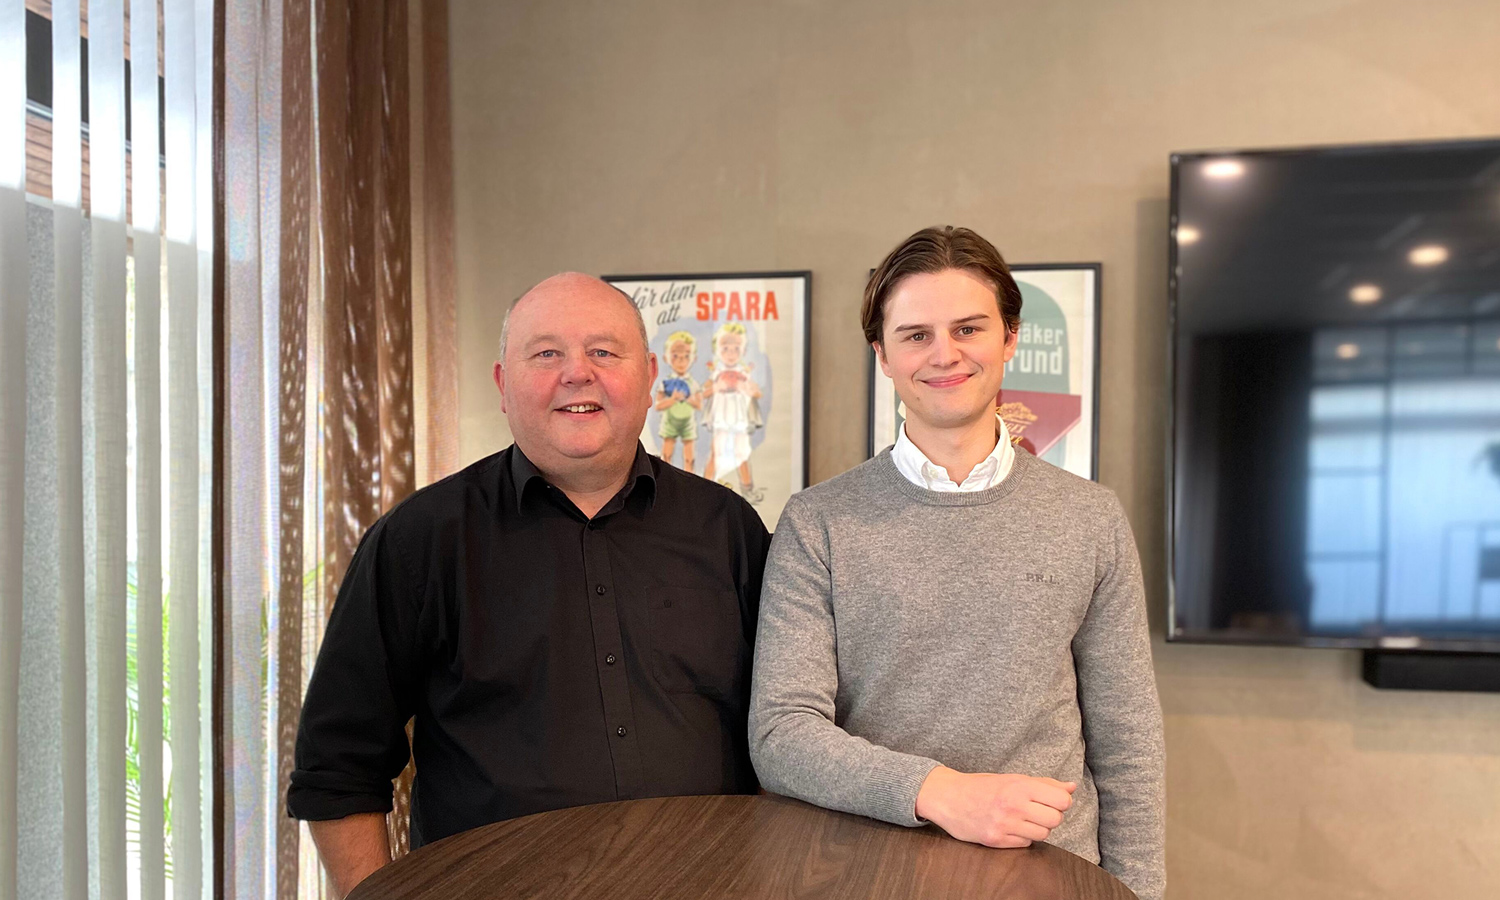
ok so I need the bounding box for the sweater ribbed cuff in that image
[866,753,943,828]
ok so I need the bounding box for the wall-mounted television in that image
[1168,138,1500,653]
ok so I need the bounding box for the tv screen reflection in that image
[1170,140,1500,650]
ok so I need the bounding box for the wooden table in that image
[349,794,1137,899]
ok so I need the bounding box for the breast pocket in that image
[646,587,745,700]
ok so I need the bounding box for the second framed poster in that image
[605,271,811,529]
[868,263,1101,481]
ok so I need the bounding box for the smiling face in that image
[493,274,656,485]
[666,340,695,375]
[875,268,1018,434]
[717,333,744,367]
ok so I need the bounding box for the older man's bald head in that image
[499,272,649,361]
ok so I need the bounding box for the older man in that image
[289,273,770,895]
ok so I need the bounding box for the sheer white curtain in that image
[1,1,458,897]
[0,2,215,900]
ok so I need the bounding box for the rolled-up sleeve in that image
[287,516,425,821]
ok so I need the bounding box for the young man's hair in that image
[861,226,1023,346]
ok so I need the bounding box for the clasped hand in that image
[914,766,1076,849]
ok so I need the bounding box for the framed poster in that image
[867,263,1101,481]
[604,271,811,528]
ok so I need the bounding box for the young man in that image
[748,227,1165,899]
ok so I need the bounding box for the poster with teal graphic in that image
[605,272,810,529]
[868,264,1100,480]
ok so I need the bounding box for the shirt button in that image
[605,654,616,665]
[596,584,606,595]
[616,726,627,737]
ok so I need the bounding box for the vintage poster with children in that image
[605,272,810,529]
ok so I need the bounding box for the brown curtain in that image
[275,0,313,894]
[314,0,421,859]
[314,0,424,861]
[215,0,457,893]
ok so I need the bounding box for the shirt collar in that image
[891,414,1015,492]
[510,442,658,516]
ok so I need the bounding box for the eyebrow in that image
[890,313,993,334]
[523,333,628,348]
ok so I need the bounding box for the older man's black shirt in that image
[287,444,771,847]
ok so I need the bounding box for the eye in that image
[535,349,560,358]
[908,332,927,343]
[590,349,615,358]
[957,326,978,336]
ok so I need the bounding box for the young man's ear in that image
[872,341,891,378]
[1001,322,1020,364]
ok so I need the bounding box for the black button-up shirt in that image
[287,444,771,847]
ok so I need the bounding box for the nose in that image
[927,332,961,367]
[559,353,595,386]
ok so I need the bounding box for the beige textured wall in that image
[448,1,1500,896]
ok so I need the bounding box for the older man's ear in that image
[647,352,659,409]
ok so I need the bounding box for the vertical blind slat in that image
[0,198,24,900]
[19,197,61,900]
[50,3,90,898]
[130,0,167,894]
[133,229,167,900]
[192,4,216,887]
[86,5,129,899]
[132,0,163,236]
[0,4,31,900]
[222,0,268,894]
[164,0,205,896]
[0,0,23,188]
[165,237,202,900]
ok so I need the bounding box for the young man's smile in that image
[877,268,1018,437]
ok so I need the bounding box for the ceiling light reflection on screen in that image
[1203,159,1245,180]
[1409,244,1449,266]
[1176,225,1201,245]
[1336,343,1360,360]
[1349,284,1382,304]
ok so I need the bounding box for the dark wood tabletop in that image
[348,793,1137,899]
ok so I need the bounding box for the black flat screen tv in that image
[1168,138,1500,652]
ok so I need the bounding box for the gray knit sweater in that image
[748,448,1165,900]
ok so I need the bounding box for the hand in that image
[672,389,687,401]
[746,379,762,399]
[915,766,1075,849]
[702,380,714,398]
